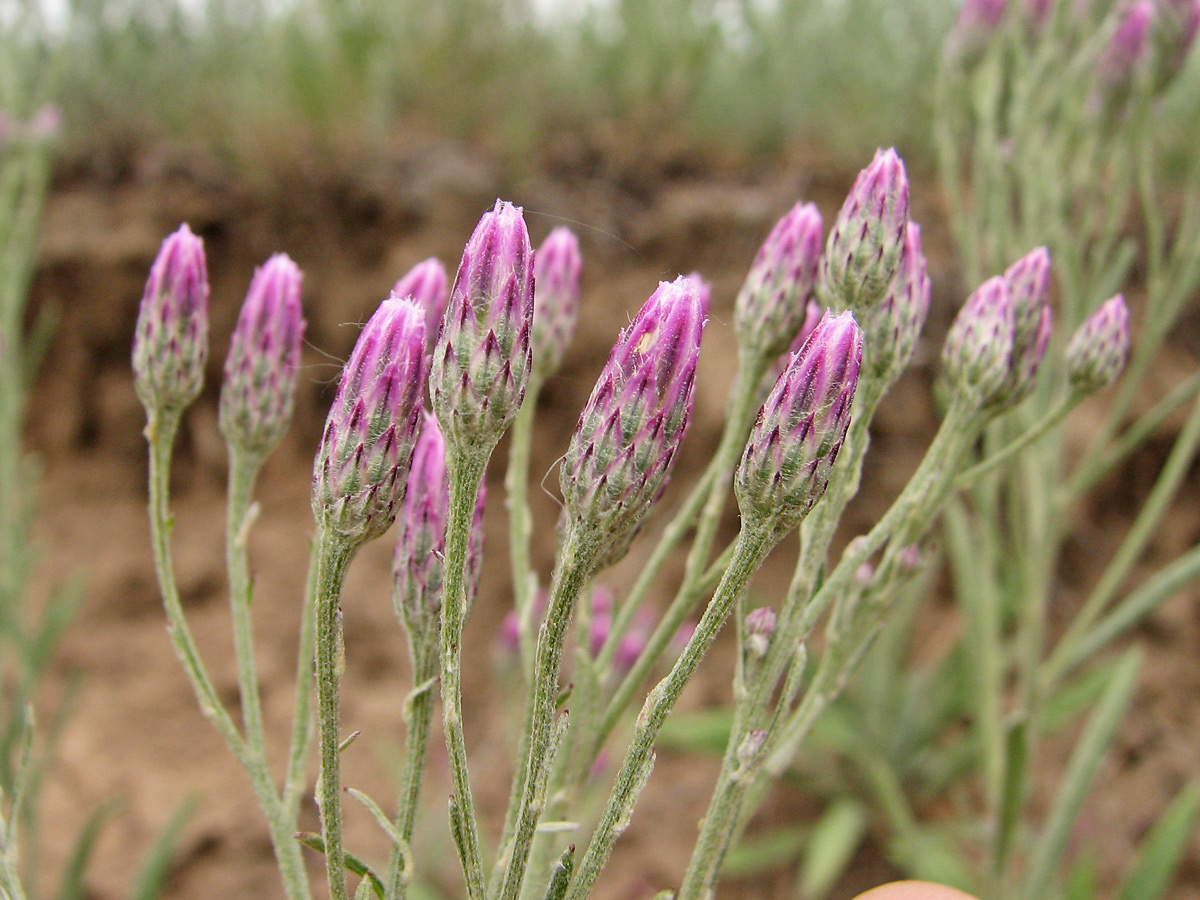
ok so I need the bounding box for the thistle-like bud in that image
[393,258,449,354]
[948,0,1009,63]
[219,253,306,456]
[941,276,1017,407]
[313,294,426,545]
[736,312,862,537]
[1099,1,1155,88]
[860,221,931,382]
[764,300,825,397]
[532,227,582,380]
[734,202,824,361]
[997,246,1053,404]
[822,149,909,316]
[561,276,707,568]
[1067,294,1130,394]
[744,607,777,661]
[431,200,534,451]
[393,412,485,637]
[133,224,210,415]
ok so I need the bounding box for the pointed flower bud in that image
[393,257,449,355]
[1099,2,1155,87]
[1067,295,1130,394]
[822,149,909,316]
[532,226,582,380]
[996,247,1053,404]
[219,254,306,456]
[744,607,777,661]
[861,221,931,381]
[133,224,210,415]
[432,200,534,450]
[764,300,824,399]
[941,276,1017,407]
[736,312,862,537]
[313,295,426,545]
[393,412,485,637]
[561,276,707,568]
[948,0,1009,63]
[735,202,824,361]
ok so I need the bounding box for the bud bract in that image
[1067,294,1130,393]
[861,221,931,382]
[736,312,862,536]
[432,200,534,450]
[393,257,449,355]
[219,253,306,456]
[734,202,824,361]
[561,276,707,568]
[532,227,582,380]
[313,295,426,545]
[822,149,909,316]
[133,224,210,415]
[941,276,1017,407]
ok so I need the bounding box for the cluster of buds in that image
[1067,294,1131,394]
[431,200,535,451]
[858,221,931,383]
[393,412,486,641]
[736,312,863,538]
[561,276,707,569]
[531,227,583,380]
[734,202,824,362]
[133,224,210,417]
[312,295,427,545]
[821,149,909,316]
[393,257,449,357]
[218,254,306,456]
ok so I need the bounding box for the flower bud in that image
[744,607,777,661]
[996,247,1053,404]
[219,254,306,456]
[393,412,486,636]
[393,257,449,355]
[432,200,534,450]
[822,149,909,316]
[1067,294,1130,394]
[860,221,931,382]
[941,276,1017,407]
[734,202,824,361]
[532,227,582,380]
[1098,2,1155,88]
[736,312,863,536]
[561,276,707,568]
[313,294,426,545]
[764,300,824,397]
[948,0,1009,64]
[133,224,210,415]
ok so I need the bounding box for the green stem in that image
[506,373,544,682]
[439,452,489,900]
[313,529,356,900]
[955,394,1078,489]
[566,525,775,900]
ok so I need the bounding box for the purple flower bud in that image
[393,412,485,635]
[736,312,863,536]
[941,276,1018,407]
[1099,2,1155,87]
[822,149,909,316]
[687,271,714,317]
[861,221,931,381]
[764,300,824,397]
[432,200,535,450]
[745,606,777,661]
[393,257,449,355]
[1067,294,1130,393]
[219,254,306,456]
[615,624,651,673]
[561,276,707,568]
[950,0,1009,61]
[996,247,1053,404]
[133,224,210,415]
[313,294,426,545]
[735,202,824,360]
[532,227,582,380]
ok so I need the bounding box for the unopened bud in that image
[941,276,1017,408]
[744,607,777,660]
[532,227,582,380]
[393,258,449,355]
[861,221,930,382]
[948,0,1009,64]
[1067,294,1130,394]
[1098,2,1155,88]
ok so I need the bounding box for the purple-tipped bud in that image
[996,247,1053,404]
[313,295,426,545]
[393,258,449,355]
[735,202,824,360]
[744,607,777,661]
[822,149,909,316]
[1099,2,1155,87]
[941,276,1018,407]
[764,300,824,397]
[219,253,306,455]
[736,312,862,536]
[1067,295,1130,393]
[531,227,582,380]
[949,0,1010,62]
[432,200,535,450]
[561,276,707,568]
[393,412,485,636]
[861,221,931,381]
[133,224,210,415]
[687,271,713,316]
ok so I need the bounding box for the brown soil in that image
[21,135,1200,900]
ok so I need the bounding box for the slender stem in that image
[313,529,356,900]
[566,525,775,900]
[439,451,489,900]
[955,394,1078,489]
[506,373,544,682]
[284,542,319,819]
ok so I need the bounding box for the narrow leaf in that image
[797,798,867,899]
[1115,781,1200,900]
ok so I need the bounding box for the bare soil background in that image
[21,134,1200,900]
